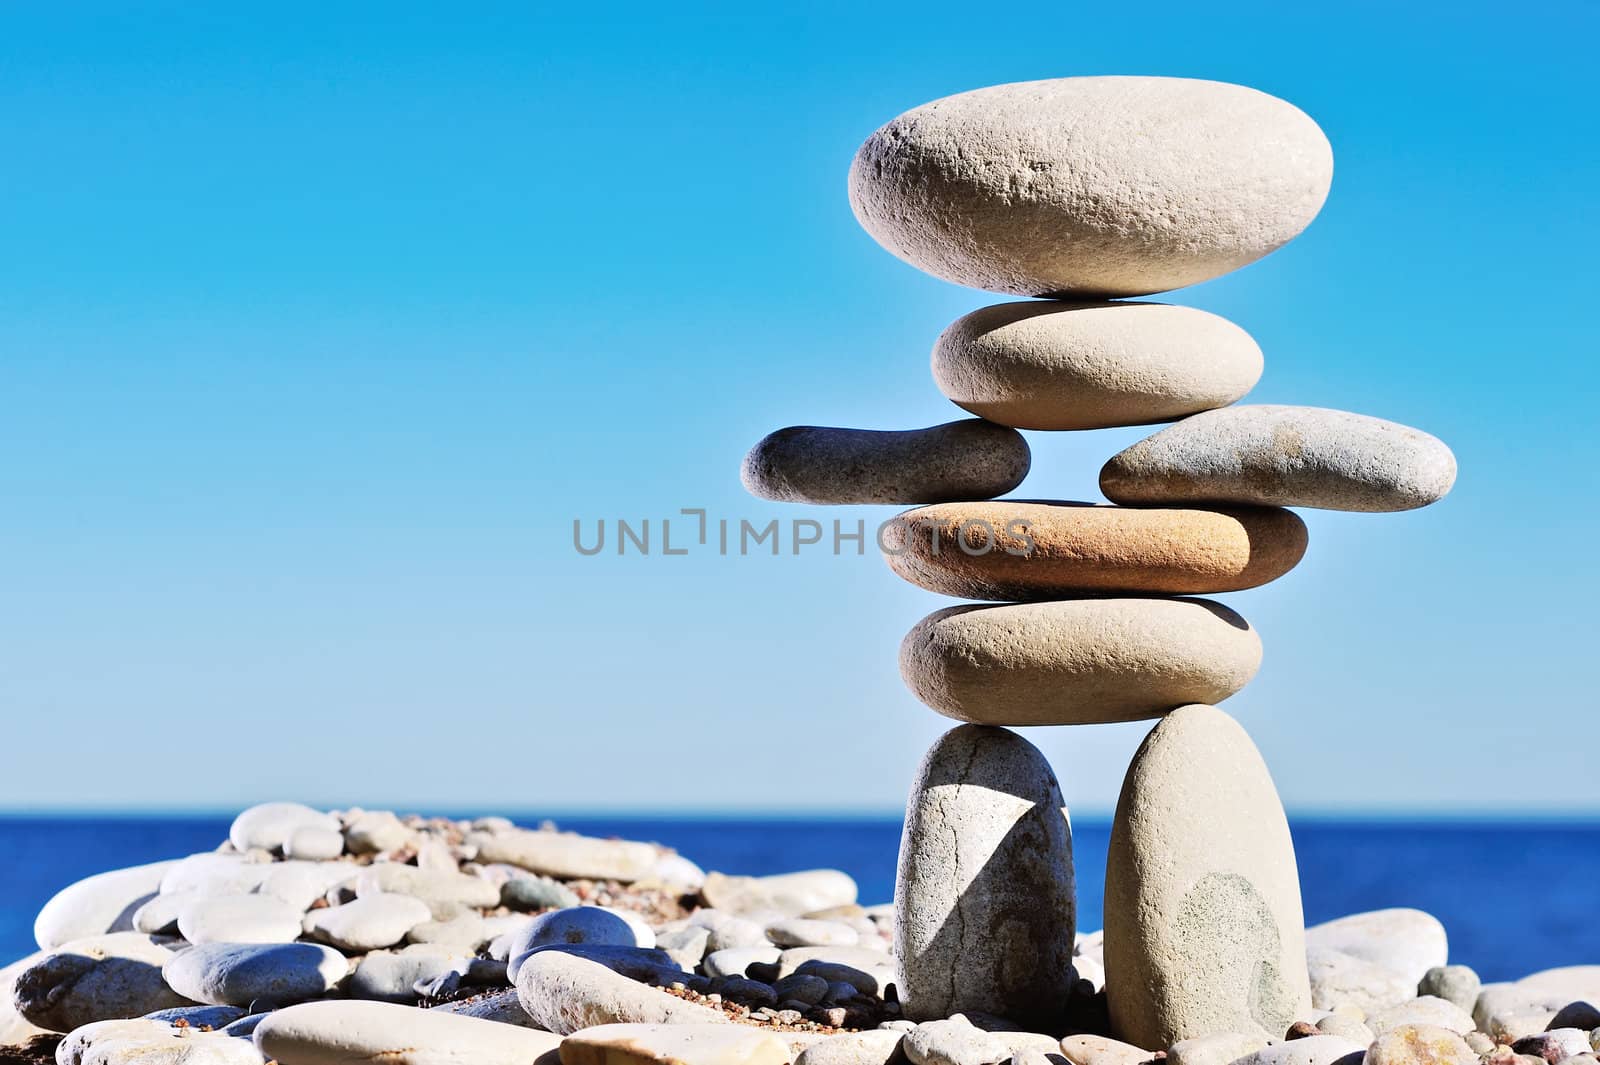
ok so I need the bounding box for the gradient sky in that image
[1,3,1595,815]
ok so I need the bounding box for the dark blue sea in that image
[2,816,1595,983]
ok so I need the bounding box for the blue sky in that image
[1,3,1595,815]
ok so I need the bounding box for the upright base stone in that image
[895,725,1075,1032]
[1104,704,1310,1049]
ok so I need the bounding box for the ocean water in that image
[2,815,1595,982]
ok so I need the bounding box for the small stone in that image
[1232,1036,1365,1065]
[144,1004,249,1029]
[503,907,656,979]
[32,861,176,950]
[904,1019,1012,1065]
[1101,406,1456,513]
[229,802,339,853]
[1463,1033,1496,1054]
[702,872,859,918]
[347,949,459,1003]
[740,421,1030,506]
[1317,1016,1377,1044]
[1105,704,1311,1049]
[931,300,1263,431]
[430,988,540,1027]
[253,999,562,1065]
[514,950,726,1035]
[1166,1031,1268,1065]
[882,501,1306,600]
[1369,997,1474,1037]
[767,919,860,949]
[1513,1030,1593,1064]
[177,894,305,945]
[407,911,488,954]
[1288,1022,1321,1039]
[11,933,191,1033]
[795,1028,906,1065]
[501,875,580,912]
[562,1023,789,1065]
[342,810,413,854]
[657,926,713,972]
[775,974,833,1006]
[1058,1034,1153,1065]
[466,828,659,882]
[777,1009,805,1024]
[1418,967,1481,1013]
[901,599,1260,726]
[847,76,1332,298]
[896,726,1074,1032]
[349,863,501,915]
[1549,1004,1600,1031]
[1308,948,1418,1015]
[284,826,346,861]
[1363,1025,1477,1065]
[716,976,779,1009]
[793,958,886,997]
[305,892,432,952]
[161,942,349,1007]
[705,946,783,979]
[57,1018,263,1065]
[131,894,187,936]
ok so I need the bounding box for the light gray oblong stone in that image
[848,76,1333,298]
[1100,406,1457,512]
[932,301,1263,431]
[895,725,1075,1032]
[161,942,349,1008]
[10,933,192,1033]
[900,599,1262,726]
[741,420,1030,506]
[514,950,727,1035]
[1104,704,1310,1049]
[254,999,562,1065]
[33,861,177,950]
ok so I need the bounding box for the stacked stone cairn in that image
[11,73,1594,1065]
[745,75,1468,1058]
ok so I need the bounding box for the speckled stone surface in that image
[1104,705,1311,1049]
[896,725,1074,1031]
[881,501,1306,598]
[741,420,1029,505]
[900,599,1261,726]
[848,77,1333,298]
[1100,405,1457,512]
[932,301,1263,430]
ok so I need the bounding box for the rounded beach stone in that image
[1363,1025,1478,1065]
[284,825,346,861]
[10,933,191,1033]
[1104,704,1311,1049]
[1418,966,1480,1012]
[741,421,1030,506]
[903,1018,1013,1065]
[563,1023,791,1065]
[766,918,859,949]
[700,871,859,917]
[33,860,177,950]
[464,828,659,882]
[1306,909,1449,992]
[1057,1035,1153,1065]
[1100,406,1457,512]
[795,1029,906,1065]
[900,599,1261,726]
[502,907,652,977]
[305,892,433,952]
[57,1018,264,1065]
[932,301,1263,430]
[1369,997,1476,1037]
[177,894,305,946]
[514,950,727,1035]
[1307,947,1417,1015]
[254,999,562,1065]
[848,76,1332,298]
[161,942,349,1007]
[1233,1036,1366,1065]
[896,725,1075,1031]
[229,802,340,853]
[349,863,501,914]
[882,501,1306,599]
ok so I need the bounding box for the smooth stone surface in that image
[347,949,459,1003]
[1165,1032,1267,1065]
[848,76,1332,298]
[704,947,783,979]
[162,943,349,1007]
[656,926,712,972]
[350,862,501,914]
[305,892,433,952]
[342,810,412,855]
[1058,1034,1153,1065]
[1104,704,1311,1049]
[254,999,562,1065]
[1370,997,1475,1037]
[0,952,49,1046]
[229,803,339,853]
[896,725,1074,1031]
[33,861,177,951]
[1363,1025,1477,1065]
[766,918,860,949]
[503,908,656,979]
[901,599,1260,726]
[132,894,188,936]
[1419,966,1481,1013]
[795,1029,907,1065]
[1473,983,1574,1041]
[432,988,540,1027]
[1101,406,1457,513]
[779,948,896,989]
[178,895,305,945]
[283,826,346,861]
[903,1018,1012,1065]
[882,501,1306,599]
[1307,910,1449,992]
[932,301,1263,430]
[57,1018,265,1065]
[1308,947,1418,1014]
[467,829,659,882]
[1316,1016,1377,1045]
[561,1023,790,1065]
[740,421,1030,506]
[10,933,191,1033]
[515,951,727,1035]
[510,944,682,986]
[408,911,489,954]
[701,871,858,918]
[1233,1036,1366,1065]
[503,876,582,912]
